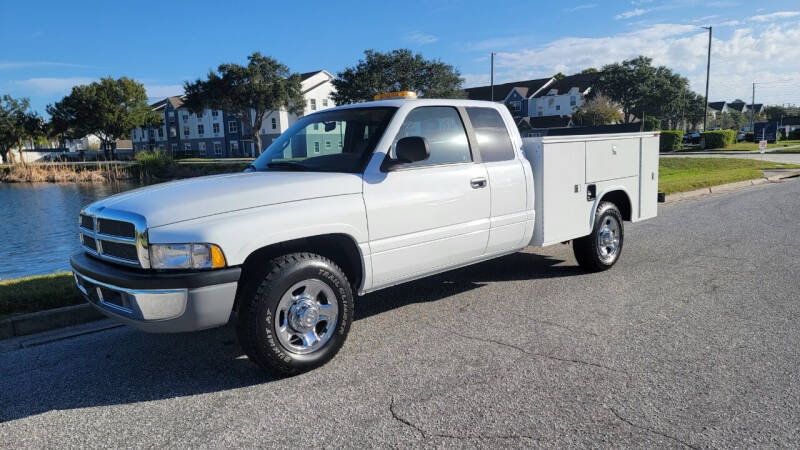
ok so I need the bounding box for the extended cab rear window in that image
[466,107,516,162]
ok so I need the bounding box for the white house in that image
[528,73,601,117]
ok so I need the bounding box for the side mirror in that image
[383,136,429,171]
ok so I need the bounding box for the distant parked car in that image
[684,131,701,144]
[736,131,745,142]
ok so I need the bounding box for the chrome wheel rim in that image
[274,279,338,355]
[597,216,621,262]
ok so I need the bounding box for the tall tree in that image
[47,77,157,159]
[0,95,43,164]
[593,56,693,127]
[183,52,305,156]
[331,49,464,104]
[572,94,623,126]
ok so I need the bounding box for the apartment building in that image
[464,72,601,120]
[131,70,336,158]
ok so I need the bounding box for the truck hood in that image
[86,171,363,228]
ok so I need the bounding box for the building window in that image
[212,110,219,117]
[548,98,554,107]
[214,142,222,156]
[197,124,204,135]
[212,123,220,134]
[314,141,320,153]
[182,114,189,121]
[184,143,191,151]
[183,126,189,136]
[338,140,342,149]
[171,143,177,152]
[323,99,328,107]
[198,142,206,155]
[230,141,239,155]
[310,99,317,111]
[313,123,319,130]
[325,140,331,149]
[158,128,164,138]
[509,101,521,112]
[556,105,561,111]
[228,121,238,133]
[271,118,277,129]
[168,111,175,120]
[570,96,577,106]
[170,126,177,137]
[196,112,203,119]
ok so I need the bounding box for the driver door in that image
[363,106,491,289]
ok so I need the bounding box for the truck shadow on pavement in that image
[1,251,580,423]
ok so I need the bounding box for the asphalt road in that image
[2,179,800,448]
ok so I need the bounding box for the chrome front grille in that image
[79,208,149,268]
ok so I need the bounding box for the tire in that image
[573,202,624,272]
[236,252,353,375]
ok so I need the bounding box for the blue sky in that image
[2,0,799,115]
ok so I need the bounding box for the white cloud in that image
[463,21,800,104]
[750,11,800,22]
[403,31,438,45]
[145,84,184,98]
[563,3,597,12]
[10,77,94,94]
[615,8,647,20]
[719,20,740,26]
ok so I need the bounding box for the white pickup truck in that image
[71,96,659,375]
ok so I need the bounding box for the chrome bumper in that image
[73,271,237,333]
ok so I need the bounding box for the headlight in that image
[149,243,227,270]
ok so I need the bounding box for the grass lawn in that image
[659,157,800,194]
[0,272,83,319]
[706,139,800,151]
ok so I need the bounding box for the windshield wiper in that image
[266,161,309,171]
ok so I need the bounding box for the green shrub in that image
[134,151,174,178]
[642,116,661,131]
[790,129,800,140]
[744,132,754,142]
[659,130,683,152]
[701,130,736,149]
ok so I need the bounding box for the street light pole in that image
[702,26,712,131]
[490,52,496,102]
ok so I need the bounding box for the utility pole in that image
[702,26,712,131]
[750,82,755,134]
[490,52,496,102]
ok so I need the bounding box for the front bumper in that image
[70,252,241,333]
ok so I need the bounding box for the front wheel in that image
[573,202,624,272]
[236,252,353,375]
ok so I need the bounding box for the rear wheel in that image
[573,202,624,272]
[236,252,353,375]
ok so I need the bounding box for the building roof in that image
[708,101,726,111]
[727,101,746,112]
[522,115,573,129]
[167,96,185,109]
[532,72,601,98]
[749,103,764,111]
[464,77,553,101]
[300,70,325,81]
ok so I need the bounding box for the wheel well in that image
[599,190,632,221]
[234,234,363,309]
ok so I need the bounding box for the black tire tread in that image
[236,252,351,375]
[573,202,624,272]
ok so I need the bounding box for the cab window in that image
[391,106,471,168]
[466,107,515,162]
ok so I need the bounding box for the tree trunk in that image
[254,133,262,157]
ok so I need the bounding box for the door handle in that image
[470,177,487,189]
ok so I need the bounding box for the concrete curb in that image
[0,303,104,340]
[664,172,797,203]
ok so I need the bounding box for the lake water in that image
[0,182,139,280]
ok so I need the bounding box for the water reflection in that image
[0,182,139,280]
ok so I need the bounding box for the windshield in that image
[250,107,397,173]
